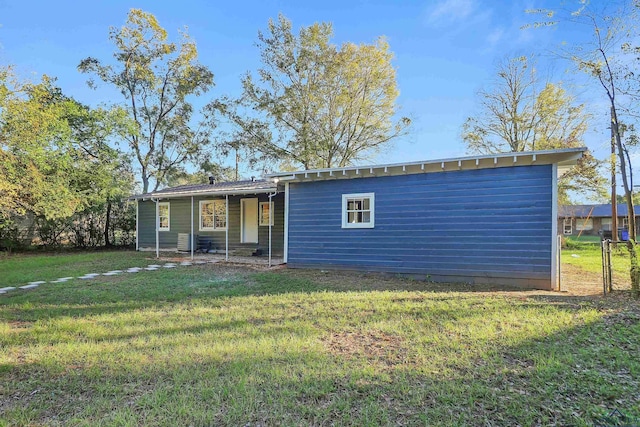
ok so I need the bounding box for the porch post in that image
[225,194,229,261]
[135,200,139,251]
[154,198,159,259]
[268,193,273,267]
[284,182,289,263]
[190,196,194,260]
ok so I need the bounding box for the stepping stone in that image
[0,290,5,294]
[107,270,123,274]
[28,281,46,286]
[0,287,17,292]
[102,272,120,276]
[144,267,158,271]
[147,264,161,268]
[51,279,70,283]
[194,261,207,265]
[58,277,74,281]
[180,261,192,266]
[19,284,39,290]
[126,269,140,273]
[83,273,100,277]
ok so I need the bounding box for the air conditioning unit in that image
[177,233,196,252]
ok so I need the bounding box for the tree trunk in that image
[104,202,112,247]
[611,106,640,296]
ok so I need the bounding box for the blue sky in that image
[0,0,618,181]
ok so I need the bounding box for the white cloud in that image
[426,0,477,26]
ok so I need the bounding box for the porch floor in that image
[157,252,285,267]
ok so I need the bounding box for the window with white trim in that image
[575,218,593,231]
[601,218,612,231]
[158,202,170,231]
[199,199,227,231]
[621,216,629,229]
[259,202,274,226]
[342,193,375,229]
[563,218,572,235]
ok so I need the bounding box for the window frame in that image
[563,218,572,235]
[575,218,593,231]
[341,192,375,229]
[158,202,170,232]
[259,201,274,226]
[199,199,227,231]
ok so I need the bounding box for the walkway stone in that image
[107,270,123,274]
[19,284,39,290]
[144,267,158,271]
[0,287,17,292]
[102,272,120,276]
[180,261,192,266]
[194,260,207,265]
[147,264,161,268]
[51,278,73,283]
[28,281,46,286]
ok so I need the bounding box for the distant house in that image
[558,204,640,237]
[132,148,585,290]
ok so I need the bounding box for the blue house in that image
[133,148,585,290]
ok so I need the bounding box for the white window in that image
[621,217,629,229]
[199,200,227,231]
[342,193,375,229]
[259,202,274,226]
[158,202,170,231]
[575,218,593,231]
[563,218,572,235]
[601,218,612,231]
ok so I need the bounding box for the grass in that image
[1,251,639,426]
[0,250,154,287]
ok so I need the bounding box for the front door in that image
[241,198,259,243]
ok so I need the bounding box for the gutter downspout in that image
[151,197,159,259]
[190,196,194,261]
[267,191,277,267]
[135,200,139,251]
[225,195,229,261]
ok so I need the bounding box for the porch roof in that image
[130,179,278,200]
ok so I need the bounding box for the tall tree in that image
[0,71,132,237]
[79,9,215,192]
[209,14,410,171]
[462,56,603,203]
[528,0,640,296]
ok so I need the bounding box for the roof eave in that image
[130,186,279,200]
[267,148,586,183]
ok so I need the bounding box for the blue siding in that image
[287,165,553,288]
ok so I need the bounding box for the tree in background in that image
[209,14,410,171]
[528,0,640,296]
[79,9,215,192]
[0,69,134,249]
[462,56,604,204]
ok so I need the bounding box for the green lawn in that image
[1,251,639,426]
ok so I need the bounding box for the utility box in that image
[177,233,197,251]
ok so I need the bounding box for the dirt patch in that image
[323,330,409,368]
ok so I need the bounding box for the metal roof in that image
[130,179,278,200]
[559,204,640,218]
[267,147,586,182]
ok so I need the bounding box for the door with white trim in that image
[241,198,259,243]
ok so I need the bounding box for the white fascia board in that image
[132,187,278,200]
[266,148,586,182]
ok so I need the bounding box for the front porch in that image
[141,250,285,267]
[135,184,285,262]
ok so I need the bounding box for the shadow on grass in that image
[0,265,619,323]
[1,296,638,426]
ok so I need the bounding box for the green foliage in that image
[78,9,216,193]
[461,56,604,202]
[210,14,410,171]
